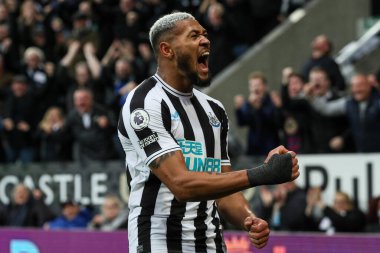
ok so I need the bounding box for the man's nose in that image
[200,36,210,48]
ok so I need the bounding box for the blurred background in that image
[0,0,379,252]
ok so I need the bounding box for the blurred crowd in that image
[0,0,379,236]
[0,0,312,165]
[0,183,129,231]
[250,182,380,234]
[234,35,380,156]
[1,182,379,234]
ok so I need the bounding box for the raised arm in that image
[83,42,101,79]
[148,146,299,202]
[60,40,81,67]
[310,96,347,116]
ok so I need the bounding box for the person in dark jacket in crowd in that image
[234,72,281,156]
[45,200,92,230]
[257,182,314,231]
[310,74,380,152]
[0,183,55,227]
[306,189,366,233]
[280,68,313,153]
[35,106,72,161]
[304,67,352,153]
[302,35,346,92]
[60,88,117,162]
[2,75,38,164]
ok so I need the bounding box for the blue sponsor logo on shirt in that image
[177,139,221,173]
[171,111,180,121]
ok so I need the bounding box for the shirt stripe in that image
[138,173,162,253]
[130,77,162,157]
[211,203,224,252]
[190,96,216,252]
[164,91,195,252]
[208,100,229,162]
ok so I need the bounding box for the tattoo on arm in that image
[149,151,178,170]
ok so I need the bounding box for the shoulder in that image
[124,77,162,109]
[193,89,226,111]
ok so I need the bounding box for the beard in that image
[177,51,212,88]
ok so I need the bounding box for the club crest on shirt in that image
[208,112,220,128]
[130,109,149,131]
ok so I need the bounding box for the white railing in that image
[335,19,380,81]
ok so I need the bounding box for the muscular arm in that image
[149,150,251,202]
[216,165,254,230]
[149,146,299,202]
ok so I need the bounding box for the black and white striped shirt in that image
[118,74,230,253]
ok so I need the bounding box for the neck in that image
[156,64,193,93]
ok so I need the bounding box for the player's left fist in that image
[244,216,270,249]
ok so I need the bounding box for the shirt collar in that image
[154,74,193,98]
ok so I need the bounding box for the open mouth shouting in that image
[197,51,210,76]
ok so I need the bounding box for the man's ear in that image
[159,42,173,59]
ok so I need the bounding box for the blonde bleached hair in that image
[149,12,195,55]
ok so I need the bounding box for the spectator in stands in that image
[92,0,142,54]
[30,23,56,62]
[60,88,117,162]
[49,16,68,64]
[0,183,55,227]
[57,40,104,111]
[234,72,281,156]
[83,39,138,116]
[0,22,19,72]
[0,53,13,114]
[45,200,92,230]
[70,11,98,48]
[366,196,380,232]
[302,35,346,92]
[136,40,156,81]
[79,41,136,159]
[104,57,137,116]
[88,194,128,231]
[304,67,351,153]
[21,47,57,117]
[0,3,10,25]
[17,0,43,50]
[257,182,313,231]
[2,75,38,164]
[310,74,380,152]
[280,67,313,153]
[35,106,72,161]
[306,189,366,233]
